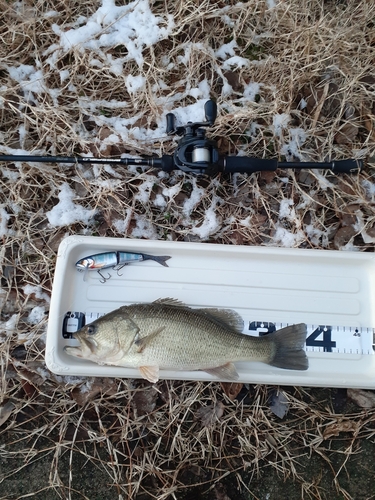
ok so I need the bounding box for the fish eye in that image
[86,325,96,335]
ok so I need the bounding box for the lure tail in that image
[142,254,171,267]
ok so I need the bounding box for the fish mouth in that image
[75,334,98,353]
[64,335,98,358]
[64,345,83,357]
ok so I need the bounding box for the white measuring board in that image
[46,235,375,389]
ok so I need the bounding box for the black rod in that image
[0,154,151,165]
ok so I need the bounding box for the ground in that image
[1,0,375,499]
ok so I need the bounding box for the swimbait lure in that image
[75,251,171,282]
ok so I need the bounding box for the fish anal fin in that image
[135,327,165,352]
[139,365,159,383]
[198,308,244,333]
[204,362,239,381]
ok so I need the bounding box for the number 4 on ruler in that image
[306,326,336,352]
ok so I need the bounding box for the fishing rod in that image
[0,100,363,176]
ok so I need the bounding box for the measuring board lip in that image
[46,235,375,389]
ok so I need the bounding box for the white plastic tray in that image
[45,235,375,388]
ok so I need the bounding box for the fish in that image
[75,251,171,282]
[64,298,308,383]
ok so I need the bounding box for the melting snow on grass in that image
[46,183,96,227]
[46,0,175,69]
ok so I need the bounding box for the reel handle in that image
[204,100,217,125]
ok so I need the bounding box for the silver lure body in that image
[76,251,147,271]
[75,251,171,277]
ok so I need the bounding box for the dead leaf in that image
[131,387,158,416]
[21,380,37,398]
[365,225,375,239]
[323,419,359,440]
[82,115,96,131]
[98,127,113,141]
[196,401,225,427]
[47,231,67,252]
[0,401,16,427]
[334,122,358,144]
[223,71,241,91]
[306,81,342,126]
[360,75,375,86]
[18,369,46,387]
[333,225,357,249]
[347,388,375,409]
[220,382,243,401]
[260,170,276,183]
[268,389,289,419]
[340,212,357,227]
[71,378,117,406]
[14,361,48,388]
[227,230,244,245]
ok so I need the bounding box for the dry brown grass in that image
[1,0,375,498]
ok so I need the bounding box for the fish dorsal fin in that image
[153,299,244,332]
[153,297,187,307]
[204,362,239,381]
[139,365,159,383]
[198,308,244,333]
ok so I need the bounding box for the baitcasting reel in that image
[165,100,220,175]
[0,100,363,175]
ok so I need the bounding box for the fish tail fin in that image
[143,254,171,267]
[269,323,308,371]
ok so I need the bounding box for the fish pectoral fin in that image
[204,362,239,381]
[139,365,159,383]
[134,327,165,353]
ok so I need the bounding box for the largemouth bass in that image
[64,298,308,383]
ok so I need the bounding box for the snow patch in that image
[273,225,304,247]
[28,306,46,325]
[47,0,175,69]
[131,214,158,239]
[0,206,11,237]
[46,183,96,227]
[23,284,51,303]
[273,113,290,137]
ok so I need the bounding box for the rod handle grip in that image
[224,156,278,174]
[331,159,363,173]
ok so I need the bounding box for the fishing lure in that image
[76,251,171,283]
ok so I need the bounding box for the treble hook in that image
[113,263,129,277]
[97,269,112,283]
